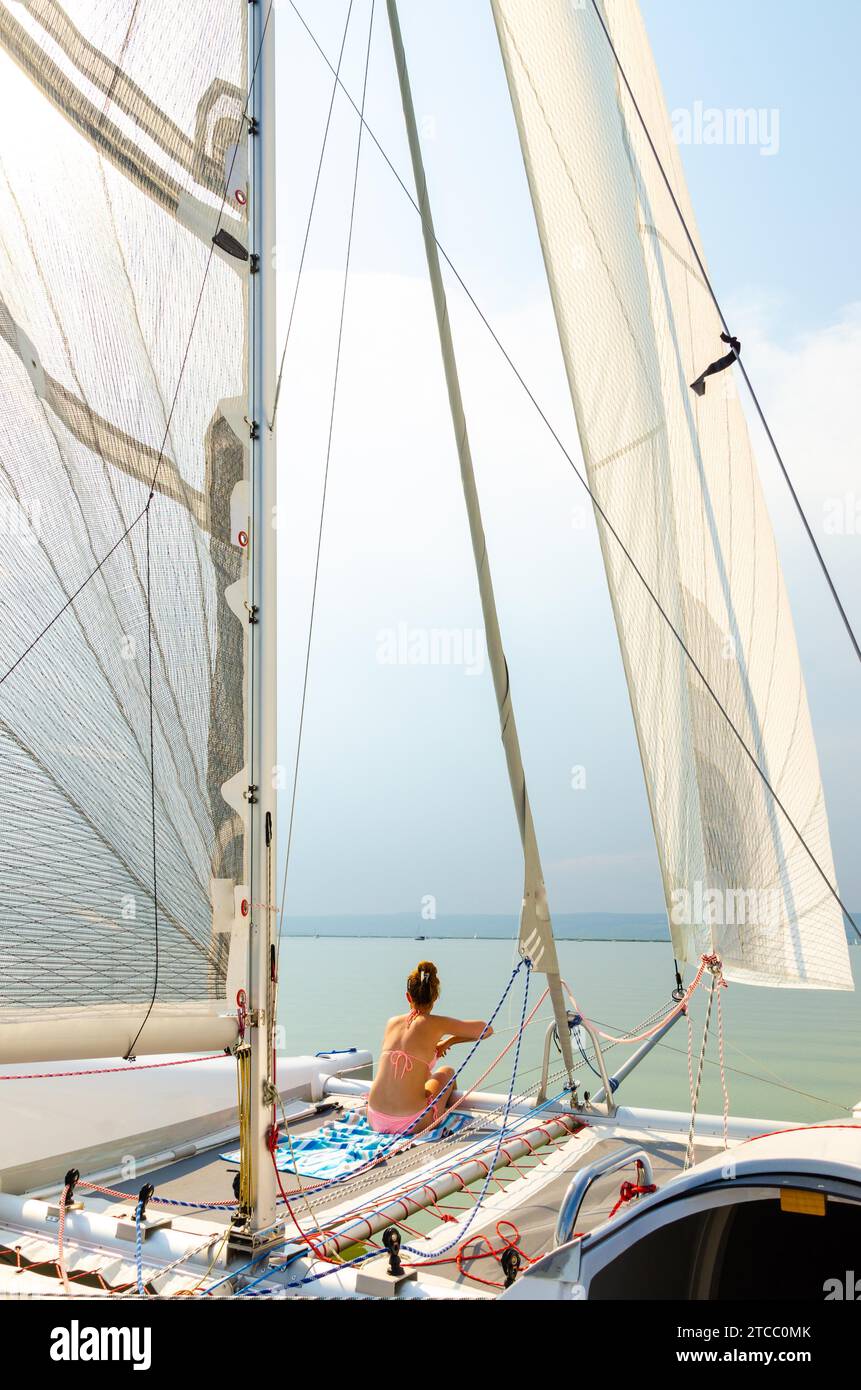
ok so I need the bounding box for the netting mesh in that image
[0,0,248,1018]
[494,0,852,988]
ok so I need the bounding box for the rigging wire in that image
[271,0,358,426]
[1,3,855,1072]
[274,0,377,960]
[285,0,860,943]
[490,995,851,1115]
[586,0,861,669]
[583,1007,853,1114]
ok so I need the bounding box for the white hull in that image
[2,1049,859,1301]
[0,1051,370,1196]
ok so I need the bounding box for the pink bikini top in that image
[381,1010,438,1081]
[380,1048,433,1082]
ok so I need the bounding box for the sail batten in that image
[0,0,251,1056]
[492,0,852,990]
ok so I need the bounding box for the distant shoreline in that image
[289,933,665,942]
[282,911,668,943]
[283,911,859,946]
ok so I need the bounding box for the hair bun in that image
[408,960,440,1009]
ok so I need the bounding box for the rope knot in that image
[702,952,725,982]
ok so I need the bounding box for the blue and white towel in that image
[220,1108,472,1180]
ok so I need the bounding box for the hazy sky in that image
[271,1,861,921]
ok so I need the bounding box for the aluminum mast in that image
[246,0,279,1236]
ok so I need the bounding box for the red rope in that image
[56,1184,71,1295]
[404,1220,535,1289]
[743,1123,861,1144]
[1,1248,135,1293]
[78,1179,237,1211]
[267,1128,329,1262]
[563,955,714,1047]
[309,1117,581,1255]
[0,1054,227,1082]
[607,1179,657,1220]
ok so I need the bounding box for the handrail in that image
[535,1014,616,1116]
[554,1144,655,1246]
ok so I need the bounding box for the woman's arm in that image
[435,1032,482,1059]
[434,1016,493,1044]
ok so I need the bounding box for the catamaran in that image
[0,0,858,1300]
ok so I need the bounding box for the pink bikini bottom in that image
[366,1100,441,1135]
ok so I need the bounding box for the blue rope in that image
[212,1085,573,1297]
[275,958,529,1202]
[402,959,532,1259]
[572,1024,618,1091]
[150,1196,236,1211]
[134,1200,145,1296]
[573,1024,603,1081]
[240,966,540,1292]
[238,1247,377,1296]
[202,959,530,1296]
[205,957,530,1292]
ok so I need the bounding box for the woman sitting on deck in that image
[367,960,492,1135]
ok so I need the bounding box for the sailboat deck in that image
[66,1098,707,1293]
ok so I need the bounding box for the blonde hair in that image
[407,960,440,1011]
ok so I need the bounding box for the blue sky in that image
[272,1,861,922]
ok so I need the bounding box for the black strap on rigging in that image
[690,332,741,396]
[585,0,860,665]
[286,1,860,945]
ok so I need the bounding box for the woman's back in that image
[369,1011,441,1112]
[367,960,491,1133]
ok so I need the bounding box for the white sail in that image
[0,0,251,1058]
[492,0,852,989]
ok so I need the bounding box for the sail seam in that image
[638,222,707,291]
[594,422,663,470]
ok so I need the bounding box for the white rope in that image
[684,963,723,1168]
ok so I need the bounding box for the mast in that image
[246,0,278,1235]
[385,0,576,1088]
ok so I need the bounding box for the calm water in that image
[278,938,861,1124]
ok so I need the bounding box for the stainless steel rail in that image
[554,1144,655,1246]
[535,1014,616,1115]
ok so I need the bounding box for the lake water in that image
[277,938,861,1124]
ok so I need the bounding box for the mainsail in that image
[0,0,251,1059]
[492,0,852,989]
